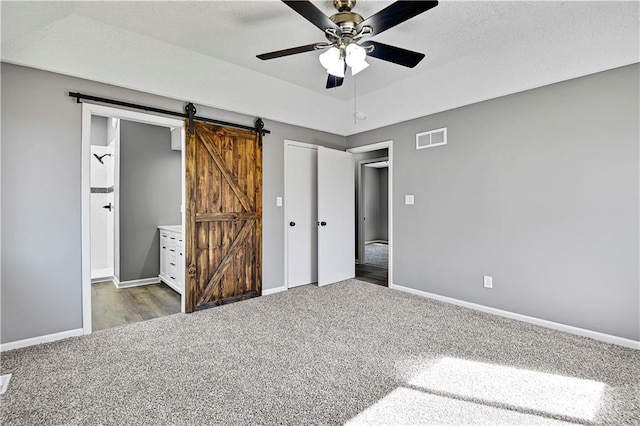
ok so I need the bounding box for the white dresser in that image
[158,225,184,294]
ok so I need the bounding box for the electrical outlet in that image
[483,276,493,289]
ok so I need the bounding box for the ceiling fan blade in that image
[282,0,339,32]
[326,74,344,89]
[357,1,438,36]
[257,43,325,60]
[361,41,425,68]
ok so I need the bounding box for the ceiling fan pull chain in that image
[354,74,357,124]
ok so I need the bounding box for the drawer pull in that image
[170,237,175,240]
[170,249,175,252]
[170,276,176,279]
[170,263,175,266]
[162,246,166,249]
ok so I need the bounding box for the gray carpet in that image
[1,280,638,425]
[364,243,388,269]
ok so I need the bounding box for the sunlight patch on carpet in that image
[0,374,12,395]
[345,387,574,425]
[408,358,605,422]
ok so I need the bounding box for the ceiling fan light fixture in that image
[346,43,369,75]
[319,47,345,77]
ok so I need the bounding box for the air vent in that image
[416,127,447,150]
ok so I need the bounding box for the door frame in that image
[347,141,393,286]
[81,102,186,335]
[283,139,320,290]
[356,156,389,263]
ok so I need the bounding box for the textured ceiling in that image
[2,1,639,136]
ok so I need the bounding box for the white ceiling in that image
[2,1,638,136]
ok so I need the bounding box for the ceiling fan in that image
[257,0,439,89]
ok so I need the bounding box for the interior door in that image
[317,146,355,286]
[286,144,318,287]
[185,121,262,312]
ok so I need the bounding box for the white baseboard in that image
[0,328,84,352]
[91,268,114,283]
[91,276,114,284]
[114,277,160,289]
[262,285,287,296]
[389,283,640,350]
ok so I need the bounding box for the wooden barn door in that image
[185,121,262,312]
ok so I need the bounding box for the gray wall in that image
[119,121,180,282]
[347,64,640,341]
[90,116,107,146]
[0,62,345,343]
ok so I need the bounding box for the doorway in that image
[81,103,186,334]
[347,141,393,287]
[89,116,116,282]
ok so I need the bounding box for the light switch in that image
[276,197,283,207]
[405,195,415,205]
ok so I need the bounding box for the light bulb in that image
[319,47,345,78]
[346,43,369,76]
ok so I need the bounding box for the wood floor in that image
[355,263,388,287]
[91,281,181,331]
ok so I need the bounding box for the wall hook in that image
[93,153,111,164]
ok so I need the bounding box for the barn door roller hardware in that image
[68,92,270,136]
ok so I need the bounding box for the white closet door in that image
[317,146,355,286]
[286,144,318,287]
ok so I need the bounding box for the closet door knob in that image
[320,221,327,226]
[289,222,296,227]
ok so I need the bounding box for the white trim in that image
[262,285,287,296]
[81,102,186,336]
[347,141,390,153]
[347,141,393,286]
[81,104,92,334]
[113,118,121,283]
[389,283,640,350]
[0,328,84,352]
[84,103,185,129]
[284,140,318,150]
[356,156,388,263]
[180,126,186,314]
[91,276,115,284]
[114,277,160,289]
[283,140,321,291]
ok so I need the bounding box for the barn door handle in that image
[289,222,296,227]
